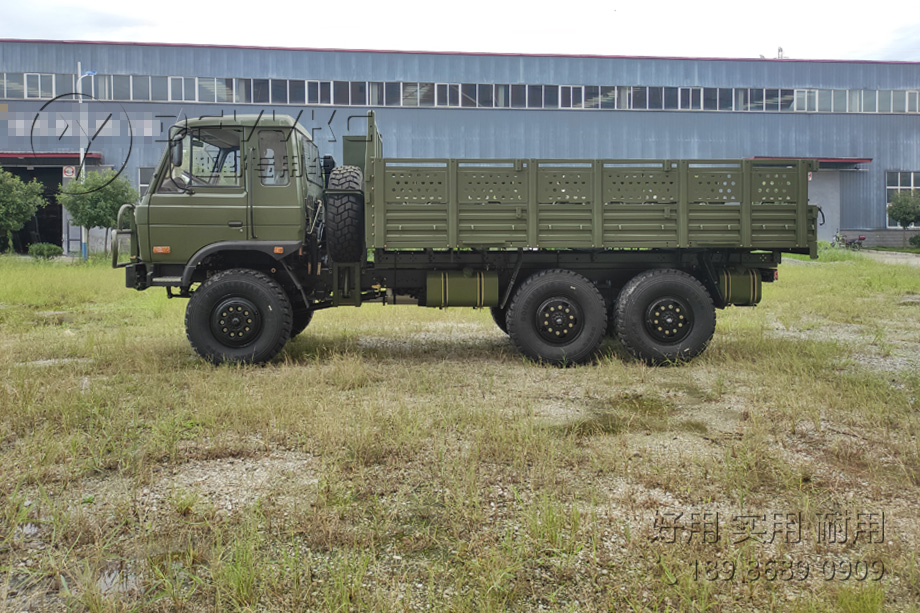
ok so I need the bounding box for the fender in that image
[181,240,303,287]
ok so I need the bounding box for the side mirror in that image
[168,127,186,167]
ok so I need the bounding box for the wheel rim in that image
[645,296,692,343]
[210,297,262,347]
[535,297,582,344]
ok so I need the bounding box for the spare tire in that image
[325,165,365,262]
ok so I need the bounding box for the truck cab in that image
[121,115,326,291]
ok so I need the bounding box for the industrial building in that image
[1,38,918,251]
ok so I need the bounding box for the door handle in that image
[228,221,243,228]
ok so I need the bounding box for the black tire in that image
[506,269,607,365]
[325,165,364,262]
[185,269,292,365]
[614,269,715,365]
[490,306,509,335]
[290,307,314,338]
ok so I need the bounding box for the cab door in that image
[146,126,246,264]
[247,128,303,242]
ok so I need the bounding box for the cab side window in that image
[299,134,322,187]
[258,130,290,186]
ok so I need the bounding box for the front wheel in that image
[613,269,715,365]
[185,269,292,365]
[506,269,607,365]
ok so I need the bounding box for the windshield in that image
[157,127,242,193]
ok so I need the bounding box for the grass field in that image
[2,249,920,612]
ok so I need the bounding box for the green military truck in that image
[113,111,818,366]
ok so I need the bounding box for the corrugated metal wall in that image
[2,40,919,231]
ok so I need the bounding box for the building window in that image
[384,82,400,106]
[351,81,367,106]
[5,74,24,98]
[632,86,648,110]
[477,84,493,108]
[288,80,305,105]
[584,86,600,109]
[151,76,168,101]
[308,81,331,104]
[663,87,678,110]
[170,77,184,102]
[435,83,458,107]
[271,79,288,104]
[198,77,217,103]
[461,83,477,107]
[419,82,434,106]
[93,75,112,100]
[369,82,383,106]
[113,75,131,100]
[887,171,920,228]
[527,85,542,108]
[9,68,920,119]
[25,73,54,99]
[511,84,526,108]
[333,81,349,105]
[235,78,251,103]
[703,88,718,111]
[216,78,234,103]
[402,83,419,106]
[54,74,72,97]
[494,84,510,108]
[543,85,558,108]
[252,79,269,104]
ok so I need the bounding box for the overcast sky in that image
[3,0,920,62]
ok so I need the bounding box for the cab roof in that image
[177,113,309,137]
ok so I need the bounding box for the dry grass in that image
[1,250,919,611]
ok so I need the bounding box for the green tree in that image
[887,191,920,246]
[57,170,139,254]
[0,166,47,251]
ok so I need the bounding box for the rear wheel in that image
[325,166,364,262]
[185,269,292,365]
[614,269,715,365]
[506,269,607,365]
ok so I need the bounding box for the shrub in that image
[910,234,920,248]
[28,242,64,259]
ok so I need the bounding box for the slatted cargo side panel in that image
[457,166,529,248]
[601,167,679,247]
[749,167,803,248]
[750,206,800,247]
[752,169,800,203]
[687,205,743,245]
[685,167,743,246]
[380,164,450,249]
[536,166,594,248]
